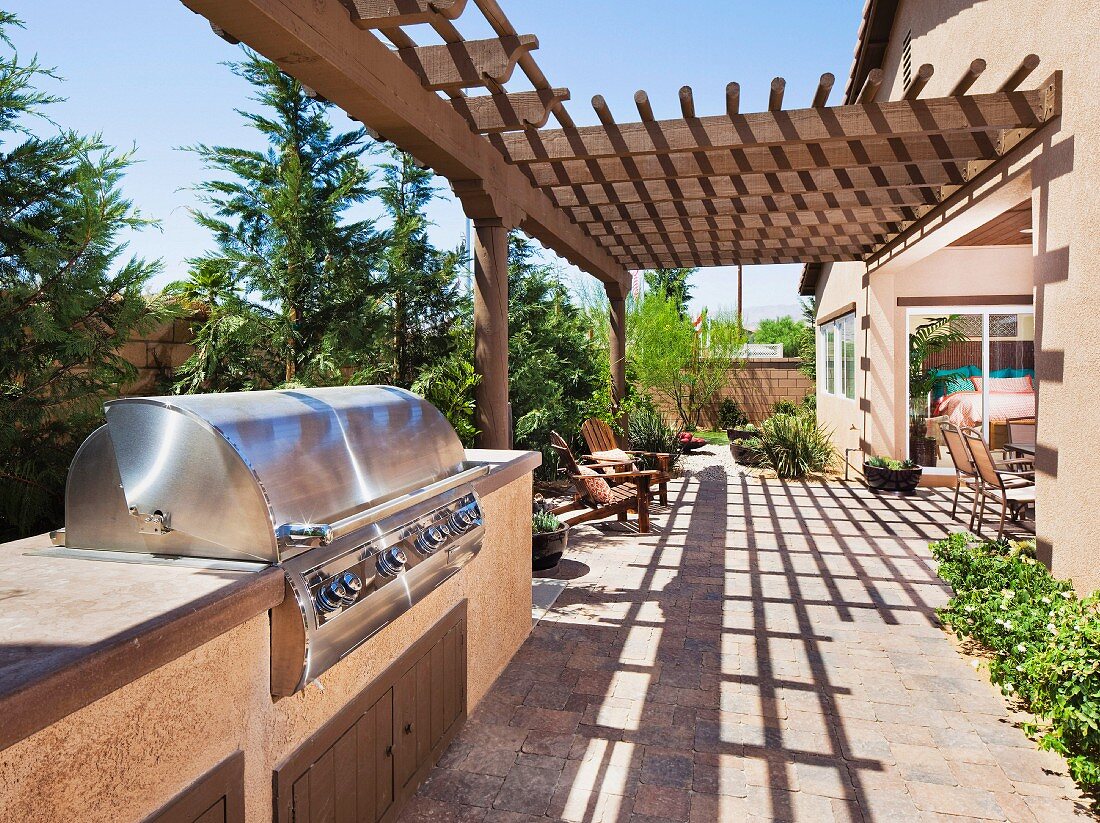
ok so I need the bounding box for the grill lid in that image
[64,386,470,564]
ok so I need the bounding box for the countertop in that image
[0,448,539,752]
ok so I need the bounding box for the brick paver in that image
[401,462,1090,821]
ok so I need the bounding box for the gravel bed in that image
[677,443,746,484]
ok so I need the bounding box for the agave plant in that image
[751,413,837,479]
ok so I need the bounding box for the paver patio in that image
[401,457,1088,822]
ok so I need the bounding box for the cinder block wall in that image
[654,358,814,428]
[117,319,195,396]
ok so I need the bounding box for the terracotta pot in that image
[864,463,923,493]
[532,526,569,572]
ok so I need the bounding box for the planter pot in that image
[532,526,569,572]
[725,427,755,442]
[864,463,923,493]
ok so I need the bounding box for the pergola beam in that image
[181,0,625,287]
[517,137,992,187]
[450,88,570,132]
[628,250,866,267]
[341,0,468,28]
[398,35,538,91]
[545,167,954,208]
[497,88,1052,163]
[590,224,896,245]
[581,210,906,233]
[567,191,925,223]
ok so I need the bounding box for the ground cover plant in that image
[932,533,1100,796]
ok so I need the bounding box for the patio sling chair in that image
[579,417,671,506]
[961,426,1036,541]
[940,422,1034,528]
[548,431,658,533]
[1005,416,1037,467]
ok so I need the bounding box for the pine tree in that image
[174,51,385,391]
[372,148,466,387]
[0,12,169,538]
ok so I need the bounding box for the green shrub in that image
[771,398,801,416]
[747,413,836,479]
[532,510,564,534]
[865,456,918,470]
[717,398,749,429]
[932,533,1100,794]
[628,406,682,472]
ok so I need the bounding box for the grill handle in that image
[277,463,490,546]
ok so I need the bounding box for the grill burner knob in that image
[377,546,407,576]
[449,508,475,533]
[316,581,343,612]
[337,571,362,604]
[414,525,448,555]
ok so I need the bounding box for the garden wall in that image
[655,358,814,428]
[117,319,195,396]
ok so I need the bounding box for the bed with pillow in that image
[931,366,1036,428]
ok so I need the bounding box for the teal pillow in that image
[932,366,979,399]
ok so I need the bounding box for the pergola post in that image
[606,281,629,447]
[472,217,511,449]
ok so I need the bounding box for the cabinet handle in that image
[385,744,393,757]
[404,722,414,734]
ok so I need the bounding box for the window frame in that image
[819,311,856,401]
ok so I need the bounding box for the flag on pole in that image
[692,307,707,333]
[630,270,642,300]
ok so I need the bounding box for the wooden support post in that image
[473,218,511,449]
[607,285,628,447]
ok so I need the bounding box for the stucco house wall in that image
[815,0,1100,591]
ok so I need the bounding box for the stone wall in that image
[117,319,195,396]
[654,358,814,428]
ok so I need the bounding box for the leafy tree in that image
[173,51,385,391]
[629,293,745,430]
[753,314,809,357]
[0,12,170,538]
[371,148,467,387]
[507,235,605,476]
[798,297,816,380]
[643,268,695,316]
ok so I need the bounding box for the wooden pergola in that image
[184,0,1061,448]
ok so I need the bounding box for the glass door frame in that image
[904,304,1035,474]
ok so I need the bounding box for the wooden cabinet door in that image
[274,601,467,823]
[280,691,393,823]
[144,752,244,823]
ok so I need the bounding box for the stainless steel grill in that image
[58,386,488,695]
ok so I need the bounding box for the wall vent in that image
[902,30,913,90]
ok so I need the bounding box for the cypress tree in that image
[0,13,169,538]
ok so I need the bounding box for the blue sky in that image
[4,0,862,322]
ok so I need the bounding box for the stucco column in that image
[607,283,628,446]
[473,218,511,449]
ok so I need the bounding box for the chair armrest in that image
[996,458,1034,467]
[573,470,660,481]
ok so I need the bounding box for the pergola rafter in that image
[184,0,1062,447]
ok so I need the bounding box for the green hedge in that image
[931,533,1100,793]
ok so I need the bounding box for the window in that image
[820,312,856,400]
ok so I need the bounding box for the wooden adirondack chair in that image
[579,417,671,506]
[548,431,657,533]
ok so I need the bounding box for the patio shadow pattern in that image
[399,465,1087,822]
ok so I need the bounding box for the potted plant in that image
[717,399,755,442]
[863,456,923,493]
[532,509,568,572]
[728,423,760,462]
[677,430,707,452]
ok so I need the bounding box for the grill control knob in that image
[414,525,447,555]
[316,581,343,612]
[377,546,407,576]
[449,508,474,534]
[337,571,362,604]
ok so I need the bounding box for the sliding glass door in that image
[906,306,1035,470]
